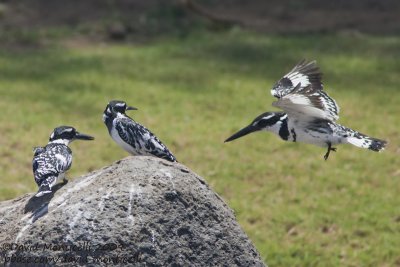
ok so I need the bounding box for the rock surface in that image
[0,156,266,266]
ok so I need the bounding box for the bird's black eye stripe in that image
[257,116,281,128]
[279,77,293,88]
[112,103,126,113]
[60,129,75,139]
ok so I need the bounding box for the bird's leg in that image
[324,143,337,160]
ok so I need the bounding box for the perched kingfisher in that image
[225,60,387,160]
[103,100,177,162]
[32,126,94,197]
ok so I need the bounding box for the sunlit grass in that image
[0,30,399,266]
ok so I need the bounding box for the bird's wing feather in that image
[53,146,72,173]
[32,144,72,186]
[116,118,177,162]
[271,59,323,99]
[272,85,340,121]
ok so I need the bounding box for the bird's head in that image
[224,112,284,142]
[49,126,94,145]
[104,100,137,118]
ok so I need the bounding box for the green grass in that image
[1,30,399,266]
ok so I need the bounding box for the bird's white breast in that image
[288,119,341,147]
[110,121,138,155]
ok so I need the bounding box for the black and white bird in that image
[225,60,387,160]
[103,100,177,162]
[32,126,94,197]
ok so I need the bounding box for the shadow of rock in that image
[24,180,68,214]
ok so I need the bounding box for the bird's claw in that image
[324,146,337,160]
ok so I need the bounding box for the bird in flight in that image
[103,100,177,162]
[32,126,94,197]
[225,60,387,160]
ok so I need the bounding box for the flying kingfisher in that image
[103,100,177,162]
[32,126,94,197]
[225,60,387,160]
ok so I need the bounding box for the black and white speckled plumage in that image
[271,59,323,98]
[32,126,94,197]
[271,60,340,121]
[32,143,72,195]
[103,100,177,162]
[226,60,387,160]
[273,84,340,121]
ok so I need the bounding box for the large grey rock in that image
[0,156,265,266]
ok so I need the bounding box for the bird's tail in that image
[35,177,56,197]
[346,130,387,152]
[35,184,52,197]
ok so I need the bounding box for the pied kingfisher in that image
[225,60,387,160]
[103,100,177,162]
[32,126,94,197]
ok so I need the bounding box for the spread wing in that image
[32,144,72,186]
[271,60,323,99]
[272,84,340,121]
[115,118,177,162]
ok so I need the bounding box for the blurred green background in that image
[0,0,399,266]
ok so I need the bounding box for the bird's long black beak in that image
[126,106,138,111]
[224,125,259,143]
[75,132,95,141]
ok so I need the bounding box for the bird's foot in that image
[324,146,337,160]
[62,178,68,185]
